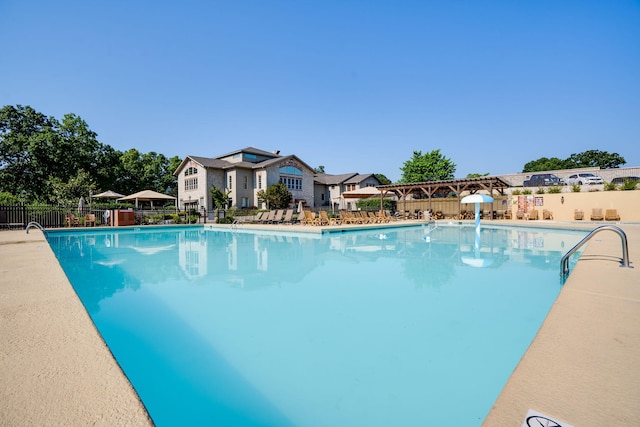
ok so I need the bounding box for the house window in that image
[241,197,249,208]
[279,165,303,190]
[243,176,248,189]
[321,194,325,201]
[346,184,356,191]
[185,166,197,176]
[228,175,232,190]
[258,175,262,189]
[185,178,198,190]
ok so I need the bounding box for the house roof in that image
[314,173,358,185]
[344,173,379,185]
[215,146,282,160]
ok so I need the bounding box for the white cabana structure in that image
[118,190,176,209]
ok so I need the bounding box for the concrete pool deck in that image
[1,221,638,426]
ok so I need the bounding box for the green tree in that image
[466,172,489,178]
[565,150,626,169]
[399,150,456,183]
[374,173,392,185]
[522,157,569,173]
[258,182,291,210]
[314,165,325,174]
[210,184,230,209]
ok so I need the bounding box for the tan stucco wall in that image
[507,190,640,222]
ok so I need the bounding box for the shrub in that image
[216,216,234,224]
[536,187,546,194]
[621,179,638,191]
[522,189,532,195]
[511,189,522,195]
[604,182,618,191]
[571,184,581,192]
[547,186,562,194]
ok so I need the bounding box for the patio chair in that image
[66,214,80,227]
[84,213,96,227]
[282,209,294,224]
[516,210,524,220]
[574,209,584,220]
[527,209,539,220]
[590,208,604,221]
[301,210,319,225]
[269,209,284,224]
[504,210,512,220]
[319,210,341,225]
[251,212,266,223]
[543,210,553,220]
[262,210,277,223]
[605,209,621,221]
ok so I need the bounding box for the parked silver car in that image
[566,173,604,185]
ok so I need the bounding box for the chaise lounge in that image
[590,208,604,221]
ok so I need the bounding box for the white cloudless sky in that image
[2,0,638,182]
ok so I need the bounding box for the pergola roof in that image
[377,176,512,198]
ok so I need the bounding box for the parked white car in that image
[566,173,604,185]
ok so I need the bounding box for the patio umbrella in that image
[92,190,125,199]
[78,196,85,213]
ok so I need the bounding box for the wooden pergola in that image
[376,176,512,218]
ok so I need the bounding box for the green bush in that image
[216,216,234,224]
[511,189,521,195]
[535,187,546,194]
[604,182,618,191]
[571,184,581,192]
[547,186,562,194]
[522,189,532,195]
[621,179,638,191]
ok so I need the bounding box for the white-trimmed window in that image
[243,176,248,189]
[185,178,198,190]
[258,175,262,189]
[228,175,232,189]
[185,166,197,176]
[279,165,303,191]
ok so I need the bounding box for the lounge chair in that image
[376,211,392,223]
[84,213,96,227]
[605,209,621,221]
[301,210,319,225]
[590,208,604,221]
[574,209,584,220]
[516,210,524,220]
[504,210,512,220]
[262,210,277,223]
[282,209,294,224]
[269,209,284,224]
[367,211,380,223]
[319,210,341,225]
[543,210,553,220]
[527,209,539,220]
[251,212,266,223]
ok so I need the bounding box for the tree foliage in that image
[523,150,626,173]
[210,184,230,209]
[0,104,181,203]
[399,150,456,183]
[257,182,291,210]
[466,172,489,178]
[314,165,325,174]
[374,173,392,185]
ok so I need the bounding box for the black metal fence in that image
[0,204,183,230]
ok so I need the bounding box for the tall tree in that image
[522,157,569,173]
[399,150,456,183]
[257,182,291,210]
[565,150,626,169]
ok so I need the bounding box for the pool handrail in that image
[561,225,632,278]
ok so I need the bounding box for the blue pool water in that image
[47,224,586,426]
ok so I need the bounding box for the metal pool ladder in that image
[561,225,632,278]
[25,221,45,234]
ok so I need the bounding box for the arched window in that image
[279,165,303,190]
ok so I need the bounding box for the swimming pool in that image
[47,224,586,426]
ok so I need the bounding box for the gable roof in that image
[314,173,358,185]
[215,146,282,160]
[344,173,379,185]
